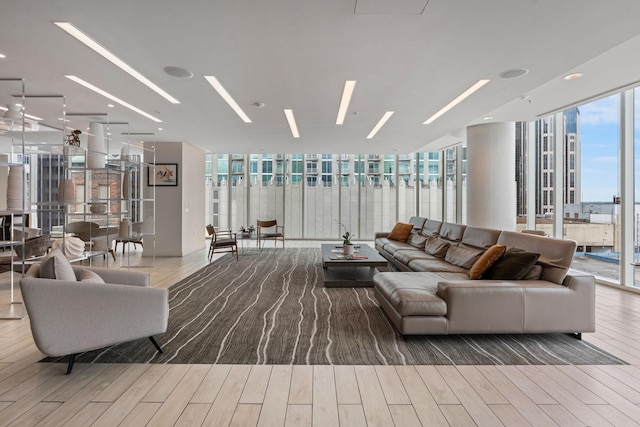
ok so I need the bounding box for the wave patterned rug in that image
[63,248,625,365]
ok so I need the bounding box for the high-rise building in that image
[516,107,580,216]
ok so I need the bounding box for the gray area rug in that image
[53,248,625,365]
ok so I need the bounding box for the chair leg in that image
[66,354,78,375]
[149,336,163,353]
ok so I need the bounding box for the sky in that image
[577,91,640,202]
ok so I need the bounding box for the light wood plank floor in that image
[1,244,640,426]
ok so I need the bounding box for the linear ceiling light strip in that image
[203,76,252,123]
[284,109,300,138]
[66,75,162,123]
[54,22,180,104]
[423,79,490,125]
[336,80,357,125]
[367,111,394,139]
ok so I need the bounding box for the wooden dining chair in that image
[206,224,238,261]
[256,219,285,249]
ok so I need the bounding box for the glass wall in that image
[206,150,455,240]
[635,87,640,286]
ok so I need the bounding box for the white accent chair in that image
[20,255,168,374]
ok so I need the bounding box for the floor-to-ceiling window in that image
[206,151,450,240]
[566,95,620,282]
[634,88,640,286]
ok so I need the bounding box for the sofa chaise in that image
[373,217,596,337]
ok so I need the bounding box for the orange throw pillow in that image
[387,222,414,242]
[468,244,507,279]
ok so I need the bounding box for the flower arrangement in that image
[337,221,355,246]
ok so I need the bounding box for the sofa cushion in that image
[445,245,484,269]
[375,237,391,251]
[420,219,442,237]
[496,231,576,284]
[388,222,414,241]
[394,249,435,265]
[407,233,427,249]
[408,258,469,273]
[76,269,106,284]
[439,222,466,242]
[461,226,501,249]
[523,264,543,280]
[39,249,76,281]
[424,237,450,258]
[384,240,414,253]
[408,216,427,231]
[468,244,507,279]
[485,248,540,280]
[373,272,447,316]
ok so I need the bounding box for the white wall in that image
[181,142,206,255]
[147,141,205,256]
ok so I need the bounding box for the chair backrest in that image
[65,221,100,241]
[257,219,277,228]
[206,224,215,237]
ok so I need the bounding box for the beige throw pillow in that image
[39,249,76,281]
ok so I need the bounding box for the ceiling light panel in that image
[336,80,357,125]
[284,109,300,138]
[423,79,490,125]
[203,76,252,123]
[367,112,394,139]
[66,75,162,122]
[54,22,180,104]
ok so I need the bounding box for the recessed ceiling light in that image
[336,80,357,125]
[66,75,162,123]
[483,116,494,120]
[0,53,5,59]
[499,68,529,79]
[563,72,583,80]
[423,79,490,125]
[253,102,265,108]
[367,111,394,139]
[284,109,300,138]
[54,22,180,104]
[203,76,252,123]
[164,66,193,79]
[158,127,163,131]
[107,104,114,108]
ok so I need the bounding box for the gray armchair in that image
[20,261,168,374]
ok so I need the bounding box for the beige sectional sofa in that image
[374,217,596,337]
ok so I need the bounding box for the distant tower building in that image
[563,107,581,208]
[515,121,527,216]
[515,107,580,216]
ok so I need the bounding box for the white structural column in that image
[466,122,516,230]
[553,112,564,238]
[620,89,635,286]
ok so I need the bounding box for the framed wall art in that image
[148,163,178,186]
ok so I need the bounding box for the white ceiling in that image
[1,0,640,154]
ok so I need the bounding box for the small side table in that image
[236,233,257,254]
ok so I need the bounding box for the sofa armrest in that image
[375,232,390,238]
[72,266,150,287]
[20,278,168,357]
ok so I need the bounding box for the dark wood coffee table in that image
[321,244,388,287]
